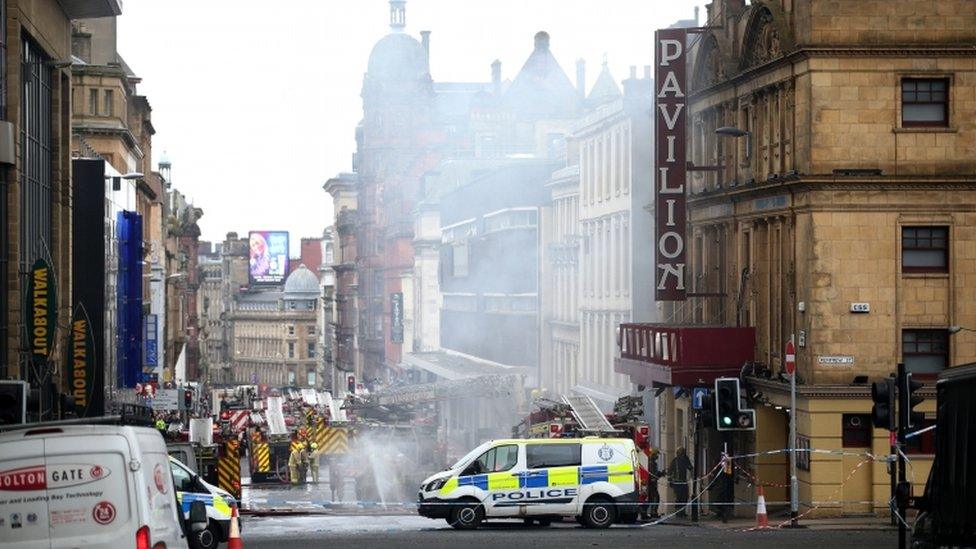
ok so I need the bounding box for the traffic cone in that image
[755,486,769,529]
[228,504,243,549]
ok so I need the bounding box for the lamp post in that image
[715,126,751,177]
[948,325,974,335]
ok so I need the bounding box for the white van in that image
[418,437,640,529]
[0,424,189,549]
[169,456,235,549]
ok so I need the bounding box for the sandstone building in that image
[617,0,976,516]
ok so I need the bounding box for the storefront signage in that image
[68,306,96,412]
[27,258,56,364]
[655,28,688,301]
[818,355,855,365]
[144,314,158,371]
[391,292,404,343]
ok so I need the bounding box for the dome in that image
[367,33,428,81]
[283,264,319,298]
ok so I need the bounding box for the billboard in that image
[654,28,688,301]
[249,231,289,284]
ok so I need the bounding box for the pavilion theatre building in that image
[617,0,976,517]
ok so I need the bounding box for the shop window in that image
[902,78,949,127]
[841,414,872,448]
[287,371,296,386]
[902,330,948,375]
[902,226,948,273]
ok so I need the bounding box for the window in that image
[307,369,317,387]
[287,325,295,336]
[466,444,518,475]
[307,325,316,336]
[307,342,316,358]
[902,226,948,273]
[88,88,98,115]
[526,443,581,469]
[103,89,113,116]
[287,371,296,385]
[169,461,193,492]
[841,414,872,448]
[288,342,295,358]
[902,330,948,375]
[902,78,949,127]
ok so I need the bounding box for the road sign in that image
[153,389,180,411]
[692,387,709,410]
[785,340,796,375]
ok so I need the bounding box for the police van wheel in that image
[192,524,219,549]
[581,497,616,529]
[449,500,484,530]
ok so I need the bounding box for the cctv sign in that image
[655,28,688,301]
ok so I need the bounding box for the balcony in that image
[615,324,755,387]
[60,0,122,18]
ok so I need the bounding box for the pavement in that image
[240,514,897,548]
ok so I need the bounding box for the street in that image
[242,514,897,548]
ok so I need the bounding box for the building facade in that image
[323,172,359,390]
[618,0,976,516]
[228,265,321,387]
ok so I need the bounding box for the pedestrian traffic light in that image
[0,381,27,425]
[900,372,924,429]
[714,378,755,431]
[871,377,896,430]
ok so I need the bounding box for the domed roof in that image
[283,264,319,298]
[367,33,428,81]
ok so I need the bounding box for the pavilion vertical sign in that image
[655,28,688,301]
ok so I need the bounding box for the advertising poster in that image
[249,231,289,285]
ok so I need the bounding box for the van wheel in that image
[449,499,484,530]
[192,524,219,549]
[581,496,616,529]
[537,518,553,527]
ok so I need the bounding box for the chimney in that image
[420,30,431,67]
[694,6,700,26]
[491,59,502,96]
[576,58,586,100]
[629,65,637,79]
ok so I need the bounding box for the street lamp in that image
[948,325,974,335]
[105,171,145,191]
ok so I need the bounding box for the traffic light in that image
[183,388,193,410]
[347,375,356,394]
[871,377,896,430]
[714,378,755,431]
[0,381,27,425]
[900,372,924,429]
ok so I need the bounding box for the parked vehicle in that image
[0,422,196,549]
[170,455,237,549]
[912,363,976,548]
[418,437,639,529]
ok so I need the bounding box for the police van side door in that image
[455,444,520,518]
[520,443,581,516]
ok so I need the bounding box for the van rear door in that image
[43,433,134,549]
[0,436,49,549]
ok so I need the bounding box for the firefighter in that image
[329,456,344,502]
[309,442,321,483]
[154,418,167,437]
[288,443,309,485]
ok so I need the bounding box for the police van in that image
[169,456,236,549]
[418,437,639,529]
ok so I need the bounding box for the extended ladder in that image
[562,394,616,433]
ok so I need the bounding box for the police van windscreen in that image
[449,442,492,470]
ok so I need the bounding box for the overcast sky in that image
[117,0,704,254]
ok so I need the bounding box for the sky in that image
[117,0,705,255]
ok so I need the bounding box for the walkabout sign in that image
[654,28,688,301]
[67,304,102,417]
[27,258,57,365]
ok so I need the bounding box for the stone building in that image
[323,172,359,389]
[617,0,976,516]
[1,0,122,417]
[229,265,321,387]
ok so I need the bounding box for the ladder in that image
[562,394,616,433]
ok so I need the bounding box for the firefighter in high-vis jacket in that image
[288,443,309,485]
[309,442,322,483]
